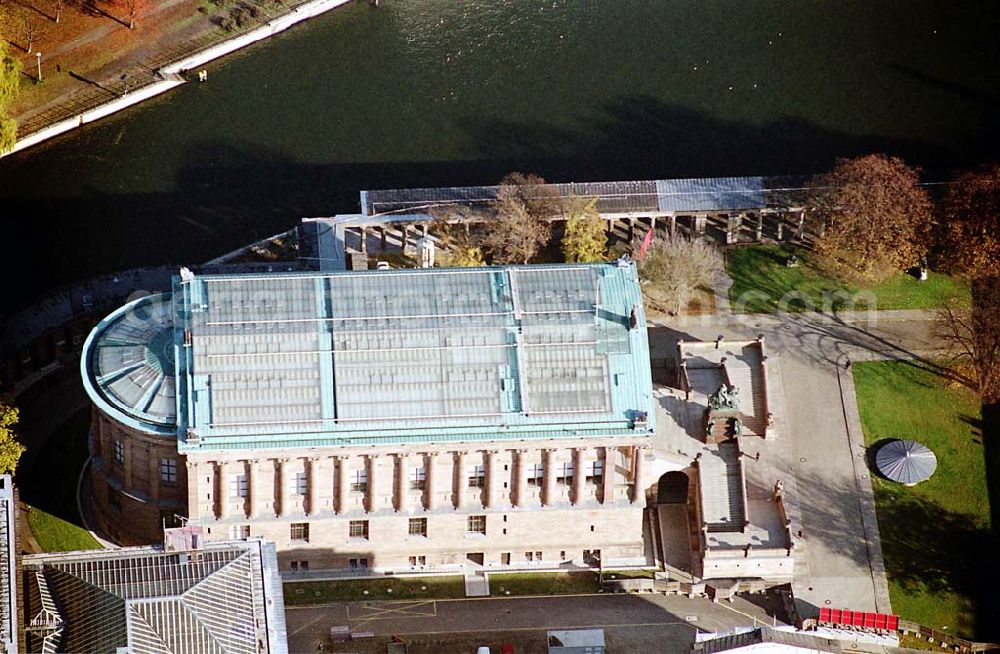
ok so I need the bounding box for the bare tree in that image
[936,278,1000,403]
[124,0,142,28]
[54,0,64,23]
[810,154,932,283]
[482,182,552,264]
[21,15,43,53]
[637,235,724,315]
[499,171,561,220]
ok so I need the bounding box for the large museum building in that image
[81,262,657,572]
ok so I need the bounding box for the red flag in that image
[637,227,655,260]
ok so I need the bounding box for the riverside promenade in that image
[4,0,353,158]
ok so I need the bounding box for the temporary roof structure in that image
[875,439,937,486]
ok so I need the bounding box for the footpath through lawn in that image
[852,361,991,638]
[727,245,970,313]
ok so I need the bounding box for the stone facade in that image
[185,440,652,571]
[87,406,187,545]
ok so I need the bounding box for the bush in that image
[638,235,723,315]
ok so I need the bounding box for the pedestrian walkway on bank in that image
[6,0,353,157]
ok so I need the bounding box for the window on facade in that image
[349,520,369,539]
[159,458,177,483]
[501,552,511,565]
[535,550,542,560]
[467,515,486,535]
[230,473,248,498]
[408,517,427,537]
[587,460,604,483]
[557,461,574,485]
[525,551,534,562]
[468,464,485,488]
[161,511,181,529]
[527,463,544,486]
[295,472,308,496]
[349,558,369,570]
[408,555,427,566]
[583,549,602,565]
[113,440,124,465]
[290,523,310,542]
[229,524,250,539]
[351,469,368,493]
[410,466,426,491]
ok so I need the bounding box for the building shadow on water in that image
[0,94,976,313]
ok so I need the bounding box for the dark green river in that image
[0,0,998,309]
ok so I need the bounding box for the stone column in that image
[453,451,467,510]
[359,226,368,254]
[755,212,763,241]
[514,450,530,508]
[187,461,205,520]
[726,214,739,244]
[307,458,321,516]
[336,456,350,514]
[572,448,586,505]
[424,452,439,511]
[543,449,558,507]
[147,449,160,503]
[631,446,648,505]
[396,453,409,512]
[278,459,293,517]
[485,450,500,509]
[250,459,272,519]
[365,455,379,513]
[217,461,231,519]
[601,447,617,505]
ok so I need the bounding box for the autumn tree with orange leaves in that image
[938,165,1000,280]
[809,154,933,283]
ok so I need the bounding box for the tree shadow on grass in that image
[978,401,1000,640]
[19,408,91,528]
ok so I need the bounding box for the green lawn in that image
[27,507,100,552]
[853,361,989,637]
[19,409,102,552]
[284,576,467,605]
[487,571,600,596]
[284,570,606,606]
[727,245,970,313]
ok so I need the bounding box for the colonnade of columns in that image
[195,444,652,521]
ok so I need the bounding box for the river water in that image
[0,0,997,309]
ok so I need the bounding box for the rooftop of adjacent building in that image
[358,175,813,219]
[22,536,287,654]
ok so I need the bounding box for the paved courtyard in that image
[648,309,941,614]
[285,593,781,654]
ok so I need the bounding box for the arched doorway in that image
[657,471,689,504]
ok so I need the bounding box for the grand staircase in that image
[700,443,746,531]
[724,363,767,436]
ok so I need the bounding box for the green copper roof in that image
[170,263,654,452]
[81,294,177,435]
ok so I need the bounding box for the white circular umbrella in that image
[875,439,937,486]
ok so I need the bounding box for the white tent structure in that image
[875,440,937,486]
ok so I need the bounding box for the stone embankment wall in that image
[4,0,354,158]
